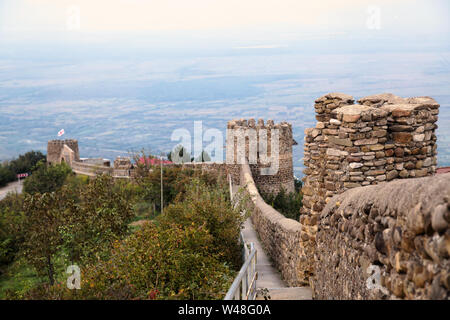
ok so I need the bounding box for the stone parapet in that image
[314,173,450,299]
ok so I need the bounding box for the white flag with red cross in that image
[58,129,65,137]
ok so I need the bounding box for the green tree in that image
[23,161,72,195]
[60,175,134,264]
[0,163,15,187]
[168,145,191,163]
[22,192,65,285]
[194,150,211,162]
[9,151,46,175]
[0,193,25,273]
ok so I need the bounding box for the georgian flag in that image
[58,129,65,137]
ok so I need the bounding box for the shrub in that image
[158,178,248,269]
[0,193,26,274]
[260,187,303,221]
[0,163,15,187]
[23,161,72,195]
[25,222,234,300]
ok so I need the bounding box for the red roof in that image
[138,157,172,165]
[436,167,450,174]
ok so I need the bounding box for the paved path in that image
[0,181,23,200]
[241,218,312,300]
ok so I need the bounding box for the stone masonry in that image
[300,93,440,285]
[47,139,80,165]
[315,173,450,299]
[226,118,296,195]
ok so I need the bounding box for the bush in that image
[0,151,46,187]
[0,164,15,187]
[23,161,72,195]
[9,151,46,175]
[25,222,234,300]
[260,187,303,221]
[21,174,134,285]
[158,178,247,269]
[0,193,26,274]
[23,176,244,300]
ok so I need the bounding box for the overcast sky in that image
[1,0,449,38]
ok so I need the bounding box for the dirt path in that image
[0,181,23,200]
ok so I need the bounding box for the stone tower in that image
[47,139,80,165]
[226,118,296,195]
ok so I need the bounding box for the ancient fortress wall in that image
[240,162,306,286]
[226,119,296,195]
[314,173,450,299]
[47,139,80,165]
[300,93,441,288]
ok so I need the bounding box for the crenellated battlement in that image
[226,118,296,195]
[298,92,441,286]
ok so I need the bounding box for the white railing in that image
[224,174,258,300]
[224,240,257,300]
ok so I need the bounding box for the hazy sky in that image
[1,0,449,37]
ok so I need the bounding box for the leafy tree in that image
[25,222,234,300]
[22,192,66,285]
[9,151,46,175]
[23,161,72,195]
[22,175,244,300]
[0,193,25,273]
[60,174,134,264]
[194,150,211,162]
[168,145,191,163]
[157,178,248,269]
[0,163,15,187]
[260,187,303,221]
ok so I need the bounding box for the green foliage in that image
[158,178,248,269]
[20,174,134,285]
[260,183,303,221]
[26,222,234,300]
[134,164,222,215]
[9,151,46,175]
[0,163,15,187]
[0,193,26,274]
[194,150,211,162]
[167,145,191,163]
[22,192,65,285]
[23,161,72,195]
[59,175,134,264]
[22,174,243,300]
[0,151,46,187]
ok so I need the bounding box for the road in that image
[0,181,23,200]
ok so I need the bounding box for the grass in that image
[0,254,70,299]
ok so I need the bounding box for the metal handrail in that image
[224,242,257,300]
[224,174,258,300]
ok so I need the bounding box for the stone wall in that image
[47,139,80,165]
[71,160,113,176]
[226,119,296,195]
[240,162,306,286]
[300,93,440,287]
[314,173,450,299]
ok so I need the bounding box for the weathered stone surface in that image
[354,138,378,146]
[315,173,450,300]
[328,136,353,147]
[393,132,413,143]
[386,170,399,181]
[303,92,441,300]
[431,205,448,232]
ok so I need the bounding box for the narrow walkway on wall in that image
[241,218,312,300]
